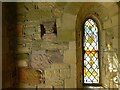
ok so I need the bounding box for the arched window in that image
[83,19,100,84]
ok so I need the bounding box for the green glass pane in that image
[89,68,94,73]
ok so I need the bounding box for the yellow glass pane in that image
[86,51,90,55]
[92,71,97,77]
[96,76,99,82]
[84,67,86,76]
[88,37,93,44]
[95,53,98,58]
[89,60,93,66]
[86,49,90,52]
[92,49,96,54]
[87,71,91,77]
[95,27,98,32]
[88,23,92,29]
[89,53,93,58]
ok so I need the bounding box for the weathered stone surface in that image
[56,18,62,28]
[51,63,70,70]
[57,29,75,41]
[44,68,52,79]
[24,20,40,27]
[45,68,60,80]
[17,59,28,67]
[31,50,63,69]
[60,68,70,79]
[16,83,36,88]
[62,13,76,30]
[45,79,63,86]
[42,33,57,42]
[46,50,63,63]
[16,53,29,60]
[18,67,44,84]
[31,50,50,70]
[23,27,35,36]
[32,50,46,55]
[40,41,68,50]
[33,33,41,40]
[53,85,64,89]
[32,40,41,50]
[37,84,52,88]
[16,24,23,36]
[64,41,76,64]
[16,46,30,54]
[71,64,77,79]
[65,79,77,88]
[17,36,32,44]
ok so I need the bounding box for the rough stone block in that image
[16,46,30,54]
[45,68,52,79]
[62,13,76,30]
[33,33,41,40]
[45,68,60,80]
[32,40,41,50]
[60,68,70,79]
[37,84,52,88]
[70,64,77,79]
[56,18,62,28]
[64,41,76,64]
[57,29,75,41]
[32,50,46,55]
[64,50,76,64]
[16,24,23,36]
[17,59,28,67]
[52,69,60,79]
[23,27,35,36]
[40,41,68,50]
[42,33,57,42]
[103,20,112,29]
[69,41,76,50]
[16,53,29,60]
[45,79,63,86]
[51,63,70,70]
[31,51,50,70]
[53,85,64,89]
[65,79,77,88]
[16,83,36,88]
[18,67,43,84]
[24,20,40,27]
[46,50,63,63]
[111,14,118,26]
[17,36,32,44]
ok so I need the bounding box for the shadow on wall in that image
[2,2,18,88]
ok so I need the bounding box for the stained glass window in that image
[83,19,100,84]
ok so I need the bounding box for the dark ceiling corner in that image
[117,1,120,7]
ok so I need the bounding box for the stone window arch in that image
[76,13,103,87]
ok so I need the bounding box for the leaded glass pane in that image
[84,19,100,84]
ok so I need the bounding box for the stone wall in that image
[2,2,77,88]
